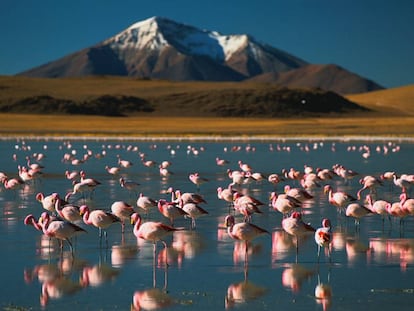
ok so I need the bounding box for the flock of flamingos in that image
[1,139,414,309]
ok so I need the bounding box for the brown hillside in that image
[0,75,370,117]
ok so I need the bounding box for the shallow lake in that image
[1,137,414,310]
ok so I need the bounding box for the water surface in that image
[1,138,414,310]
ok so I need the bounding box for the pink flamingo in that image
[282,212,316,262]
[131,213,177,267]
[2,176,24,193]
[224,215,269,265]
[217,185,236,212]
[284,185,313,203]
[357,175,383,199]
[110,201,135,233]
[119,177,140,195]
[65,170,79,181]
[37,212,86,253]
[215,157,230,166]
[314,218,332,263]
[117,155,133,168]
[80,205,120,247]
[105,165,120,176]
[36,192,60,213]
[189,173,209,192]
[324,184,357,213]
[270,191,301,218]
[400,192,414,216]
[174,190,207,204]
[365,194,391,226]
[54,199,82,223]
[179,200,208,229]
[345,203,373,229]
[136,193,158,216]
[157,199,188,226]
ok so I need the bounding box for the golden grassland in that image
[2,114,414,138]
[0,76,413,138]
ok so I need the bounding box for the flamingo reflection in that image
[282,263,315,293]
[224,215,270,266]
[80,261,120,288]
[225,264,267,309]
[369,237,414,271]
[271,230,296,264]
[24,252,85,308]
[314,269,332,311]
[132,241,176,310]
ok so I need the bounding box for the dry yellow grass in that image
[346,85,414,116]
[1,114,414,138]
[1,76,413,138]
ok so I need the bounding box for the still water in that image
[1,138,414,310]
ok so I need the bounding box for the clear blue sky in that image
[1,0,413,88]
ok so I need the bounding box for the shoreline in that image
[2,135,414,142]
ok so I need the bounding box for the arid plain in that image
[0,76,413,138]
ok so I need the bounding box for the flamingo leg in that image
[295,235,299,264]
[317,245,321,264]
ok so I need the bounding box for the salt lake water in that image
[1,137,414,310]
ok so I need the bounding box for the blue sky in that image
[1,0,413,88]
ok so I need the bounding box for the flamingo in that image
[224,215,269,265]
[268,173,282,188]
[136,193,158,216]
[217,185,236,212]
[179,200,208,229]
[117,155,133,168]
[24,214,43,232]
[345,203,373,228]
[314,218,332,263]
[119,177,140,195]
[2,176,25,193]
[157,199,188,226]
[80,205,120,247]
[233,192,264,222]
[238,160,253,173]
[39,212,86,253]
[282,212,316,262]
[54,199,82,223]
[36,192,60,213]
[189,173,209,192]
[284,185,313,203]
[323,185,357,213]
[110,201,135,233]
[215,157,230,166]
[400,192,414,216]
[393,173,412,193]
[365,194,391,226]
[65,170,79,181]
[174,190,207,204]
[131,213,177,267]
[270,191,301,218]
[105,165,120,176]
[357,175,383,199]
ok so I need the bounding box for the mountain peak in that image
[18,17,383,93]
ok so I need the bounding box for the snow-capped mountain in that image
[18,16,383,93]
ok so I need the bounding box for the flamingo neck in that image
[133,216,142,237]
[82,209,92,225]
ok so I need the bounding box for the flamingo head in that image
[322,218,331,228]
[130,212,141,225]
[39,212,50,225]
[323,185,332,194]
[35,192,44,202]
[24,214,35,225]
[224,215,235,227]
[291,211,302,219]
[79,205,89,216]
